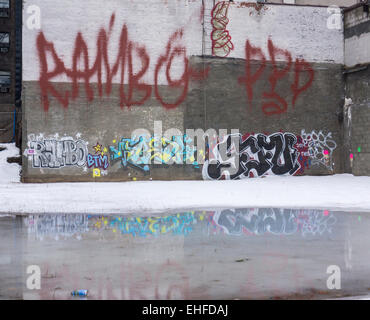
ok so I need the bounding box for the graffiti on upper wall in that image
[25,134,88,169]
[34,14,315,117]
[36,14,209,112]
[238,39,315,115]
[211,1,234,58]
[213,208,337,237]
[203,130,337,180]
[109,135,202,172]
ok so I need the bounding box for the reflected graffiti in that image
[213,208,337,236]
[25,215,89,240]
[23,209,336,241]
[91,211,207,237]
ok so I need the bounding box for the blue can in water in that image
[71,290,88,297]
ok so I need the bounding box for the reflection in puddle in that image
[4,208,370,300]
[214,208,337,237]
[24,208,337,241]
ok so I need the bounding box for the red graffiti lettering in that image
[262,39,292,115]
[154,29,209,110]
[37,33,70,111]
[37,14,207,112]
[291,58,315,107]
[211,1,234,58]
[239,39,314,116]
[238,40,266,111]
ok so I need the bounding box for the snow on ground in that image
[0,143,21,184]
[0,143,370,215]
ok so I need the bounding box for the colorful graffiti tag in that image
[25,129,336,178]
[92,212,205,237]
[87,142,110,177]
[109,135,202,172]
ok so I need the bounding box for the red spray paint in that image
[37,14,208,112]
[238,39,314,116]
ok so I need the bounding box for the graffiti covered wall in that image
[22,0,344,182]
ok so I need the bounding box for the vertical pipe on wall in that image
[12,107,16,142]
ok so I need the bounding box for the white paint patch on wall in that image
[22,0,204,84]
[345,33,370,67]
[23,0,344,85]
[206,2,344,64]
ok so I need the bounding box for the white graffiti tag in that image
[300,130,337,170]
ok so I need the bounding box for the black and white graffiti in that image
[25,134,88,168]
[213,208,337,237]
[203,133,300,180]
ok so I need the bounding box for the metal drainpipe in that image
[12,107,16,142]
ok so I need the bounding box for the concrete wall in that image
[343,3,370,176]
[22,1,345,182]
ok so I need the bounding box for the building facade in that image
[20,0,369,182]
[0,0,21,144]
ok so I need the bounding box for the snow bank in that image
[0,174,370,215]
[0,143,369,215]
[0,143,21,184]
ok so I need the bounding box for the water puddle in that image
[0,208,369,300]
